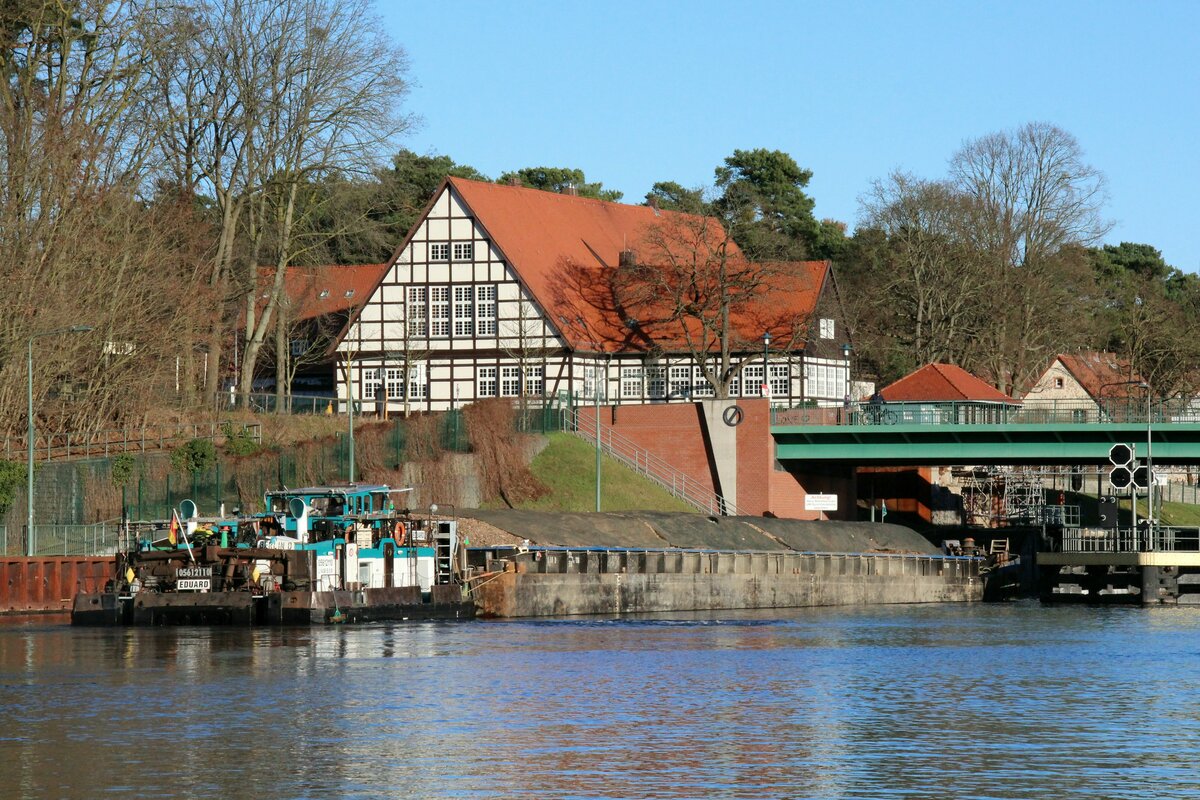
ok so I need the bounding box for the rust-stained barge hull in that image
[72,584,473,625]
[1,557,113,615]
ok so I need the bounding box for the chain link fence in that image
[0,404,569,556]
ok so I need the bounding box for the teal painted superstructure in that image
[772,422,1200,465]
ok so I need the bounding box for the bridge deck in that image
[771,400,1200,465]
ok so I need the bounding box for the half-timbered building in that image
[336,177,851,414]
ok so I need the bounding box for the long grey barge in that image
[468,546,985,618]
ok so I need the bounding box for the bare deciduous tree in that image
[0,1,209,436]
[501,296,556,414]
[236,0,412,397]
[610,212,816,399]
[859,172,988,370]
[949,122,1111,393]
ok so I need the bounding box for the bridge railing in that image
[1059,526,1200,553]
[772,398,1200,427]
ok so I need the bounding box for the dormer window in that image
[319,289,330,299]
[344,289,355,298]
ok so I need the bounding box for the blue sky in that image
[379,1,1199,272]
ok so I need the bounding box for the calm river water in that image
[2,603,1199,799]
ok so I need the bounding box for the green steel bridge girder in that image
[770,422,1200,466]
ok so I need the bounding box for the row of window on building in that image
[407,285,497,338]
[608,364,790,400]
[361,364,548,401]
[360,360,848,405]
[428,242,475,262]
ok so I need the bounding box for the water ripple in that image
[1,604,1199,798]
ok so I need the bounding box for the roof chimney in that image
[619,249,637,267]
[562,183,579,196]
[647,196,659,210]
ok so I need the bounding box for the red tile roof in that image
[446,177,828,353]
[257,264,388,322]
[881,363,1017,403]
[1056,352,1142,400]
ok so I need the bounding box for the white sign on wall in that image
[804,494,839,511]
[316,553,337,591]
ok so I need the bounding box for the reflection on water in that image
[2,604,1200,799]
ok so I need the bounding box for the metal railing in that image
[1156,481,1200,506]
[2,422,262,463]
[570,410,740,517]
[1040,505,1082,528]
[1059,526,1200,553]
[216,392,344,415]
[771,398,1200,428]
[0,523,124,557]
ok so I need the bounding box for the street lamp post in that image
[593,355,610,513]
[27,325,93,557]
[594,360,602,513]
[842,342,852,420]
[346,358,356,483]
[1142,382,1153,534]
[762,331,772,401]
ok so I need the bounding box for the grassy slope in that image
[1069,492,1200,528]
[1134,498,1200,527]
[506,432,698,513]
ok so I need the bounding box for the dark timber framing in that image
[337,181,853,415]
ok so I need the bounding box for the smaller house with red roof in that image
[250,263,388,396]
[878,363,1020,424]
[859,363,1021,526]
[1024,352,1143,422]
[335,178,851,414]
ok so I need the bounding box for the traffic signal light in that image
[1133,465,1152,490]
[1109,466,1132,489]
[1109,443,1135,490]
[1109,443,1133,467]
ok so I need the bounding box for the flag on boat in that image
[173,507,196,563]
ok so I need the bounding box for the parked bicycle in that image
[862,407,898,425]
[861,392,897,425]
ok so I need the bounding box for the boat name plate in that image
[176,578,211,591]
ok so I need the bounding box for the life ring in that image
[394,521,407,545]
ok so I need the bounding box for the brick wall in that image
[580,402,717,496]
[736,400,772,515]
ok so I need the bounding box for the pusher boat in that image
[71,484,475,625]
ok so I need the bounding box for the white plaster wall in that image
[1025,360,1091,402]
